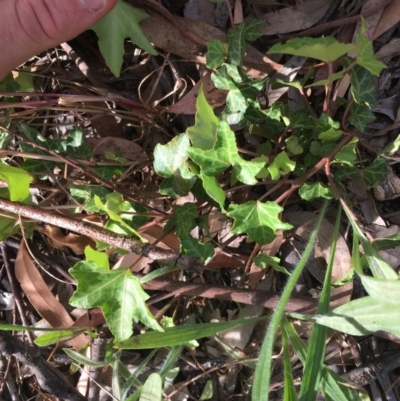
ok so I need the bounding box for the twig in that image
[267,0,394,44]
[0,198,200,271]
[0,329,86,401]
[140,277,353,314]
[0,243,34,344]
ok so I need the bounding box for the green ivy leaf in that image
[318,128,342,143]
[348,103,375,131]
[299,182,335,201]
[170,203,214,263]
[187,86,218,150]
[91,0,157,77]
[94,192,148,241]
[356,18,386,76]
[69,261,162,341]
[206,40,226,69]
[154,133,196,198]
[333,137,358,165]
[285,136,303,155]
[267,151,295,180]
[199,174,226,211]
[0,163,32,201]
[346,62,377,107]
[381,134,400,155]
[310,141,336,157]
[268,37,356,63]
[226,201,293,244]
[211,66,238,90]
[227,21,262,66]
[334,157,388,187]
[253,254,289,274]
[188,121,265,185]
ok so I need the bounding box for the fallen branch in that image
[0,329,86,401]
[0,198,200,270]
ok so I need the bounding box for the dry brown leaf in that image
[260,0,334,35]
[373,0,400,39]
[167,73,227,114]
[43,225,96,255]
[85,137,147,162]
[15,242,86,350]
[113,225,181,272]
[284,212,353,306]
[140,13,281,78]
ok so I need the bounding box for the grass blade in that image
[299,205,342,400]
[252,200,328,401]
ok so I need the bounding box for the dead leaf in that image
[140,13,281,78]
[15,242,86,350]
[167,73,227,114]
[260,0,334,35]
[284,212,353,306]
[43,225,96,255]
[85,137,147,162]
[373,0,400,39]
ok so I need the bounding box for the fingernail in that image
[79,0,105,12]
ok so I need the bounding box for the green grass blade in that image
[282,318,359,401]
[252,200,328,401]
[299,205,342,400]
[282,327,298,401]
[116,316,266,350]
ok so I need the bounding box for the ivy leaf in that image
[154,133,196,198]
[211,66,238,90]
[227,21,262,66]
[267,151,296,180]
[253,254,289,274]
[187,87,218,150]
[310,141,336,157]
[268,37,356,63]
[199,174,226,211]
[334,157,388,187]
[381,134,400,155]
[0,163,32,201]
[170,203,214,263]
[333,137,358,165]
[226,201,293,244]
[299,182,335,201]
[188,121,265,185]
[348,103,375,131]
[94,193,148,241]
[345,60,377,107]
[356,18,386,76]
[91,0,157,77]
[285,136,303,155]
[69,261,162,341]
[206,40,226,69]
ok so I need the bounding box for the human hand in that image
[0,0,118,80]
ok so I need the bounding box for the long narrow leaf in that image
[299,205,342,400]
[252,201,328,401]
[282,328,298,401]
[282,318,359,401]
[116,316,266,350]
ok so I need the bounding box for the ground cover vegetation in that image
[0,0,400,400]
